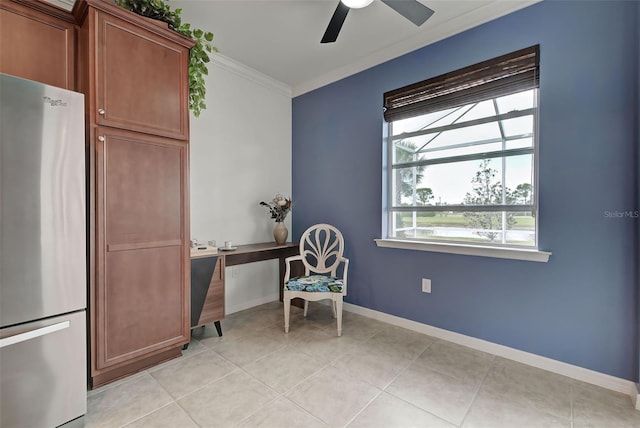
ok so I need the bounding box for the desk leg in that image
[278,256,286,302]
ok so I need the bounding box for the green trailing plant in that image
[115,0,217,117]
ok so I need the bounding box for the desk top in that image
[190,242,299,260]
[223,242,299,266]
[222,242,298,255]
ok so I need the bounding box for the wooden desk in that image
[190,252,224,336]
[222,242,300,302]
[189,242,301,338]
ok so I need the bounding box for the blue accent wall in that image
[292,0,639,380]
[636,0,640,385]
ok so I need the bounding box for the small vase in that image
[273,221,288,245]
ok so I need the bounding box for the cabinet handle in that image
[98,136,105,142]
[98,109,105,115]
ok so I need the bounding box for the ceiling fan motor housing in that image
[323,0,435,44]
[341,0,374,8]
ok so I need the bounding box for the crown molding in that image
[211,53,292,99]
[292,0,540,97]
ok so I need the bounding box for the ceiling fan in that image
[321,0,435,44]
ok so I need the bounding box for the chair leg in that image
[331,300,337,319]
[284,297,291,333]
[336,298,343,337]
[303,300,309,317]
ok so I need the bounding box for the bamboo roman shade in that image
[383,45,540,122]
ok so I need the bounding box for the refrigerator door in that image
[0,310,87,428]
[0,74,86,327]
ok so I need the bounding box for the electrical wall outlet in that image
[422,278,431,293]
[232,267,240,278]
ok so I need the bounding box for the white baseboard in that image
[342,302,638,404]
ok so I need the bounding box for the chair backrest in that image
[299,224,345,276]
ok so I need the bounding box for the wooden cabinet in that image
[92,8,190,139]
[94,127,189,372]
[1,0,195,388]
[0,0,76,89]
[78,0,194,388]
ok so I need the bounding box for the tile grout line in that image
[115,372,179,428]
[233,351,334,428]
[250,319,388,427]
[570,381,575,428]
[342,389,385,428]
[168,345,276,427]
[191,316,333,426]
[381,339,436,393]
[457,355,498,428]
[366,338,459,426]
[332,323,412,426]
[165,348,245,401]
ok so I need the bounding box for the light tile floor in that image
[86,302,640,428]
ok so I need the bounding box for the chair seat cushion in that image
[285,275,343,293]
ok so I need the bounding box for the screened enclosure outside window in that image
[384,46,539,248]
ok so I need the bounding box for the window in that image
[383,46,539,249]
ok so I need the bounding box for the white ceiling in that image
[27,0,522,96]
[175,0,539,96]
[42,0,540,96]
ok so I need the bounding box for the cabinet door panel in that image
[0,2,75,89]
[99,246,186,368]
[96,10,190,139]
[100,128,186,246]
[94,127,189,370]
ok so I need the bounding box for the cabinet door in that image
[199,257,225,325]
[94,127,189,370]
[0,0,75,89]
[93,9,190,140]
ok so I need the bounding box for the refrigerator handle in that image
[0,321,70,348]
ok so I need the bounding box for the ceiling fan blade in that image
[381,0,434,26]
[321,1,350,44]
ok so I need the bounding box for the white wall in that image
[189,54,292,314]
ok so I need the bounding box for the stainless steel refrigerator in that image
[0,74,87,427]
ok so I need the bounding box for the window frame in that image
[381,46,548,257]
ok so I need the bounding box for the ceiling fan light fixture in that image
[341,0,374,9]
[323,0,434,44]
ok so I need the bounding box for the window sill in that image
[374,239,551,262]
